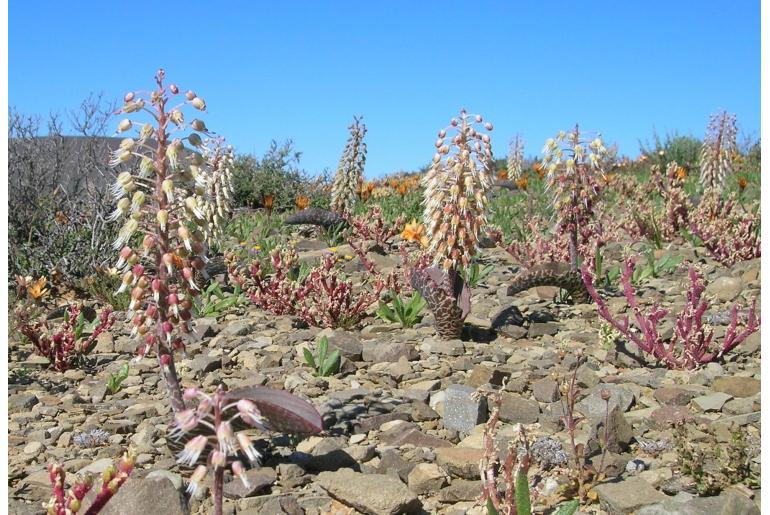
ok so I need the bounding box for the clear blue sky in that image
[9,1,760,179]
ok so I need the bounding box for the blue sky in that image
[9,1,760,178]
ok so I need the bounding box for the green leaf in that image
[302,348,316,370]
[376,301,397,323]
[318,336,328,365]
[321,350,340,376]
[485,498,500,515]
[514,469,531,515]
[553,499,580,515]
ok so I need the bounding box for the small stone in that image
[706,276,743,302]
[437,479,483,502]
[464,364,510,388]
[9,393,38,411]
[626,459,647,475]
[692,392,733,412]
[23,441,43,455]
[362,340,418,362]
[713,377,760,398]
[654,387,697,406]
[442,384,487,434]
[595,477,667,514]
[223,467,277,498]
[435,447,484,479]
[585,405,634,455]
[407,463,447,494]
[498,393,540,424]
[577,384,635,419]
[188,354,222,375]
[532,378,560,403]
[527,322,559,337]
[316,469,421,515]
[218,319,255,337]
[319,329,363,360]
[95,477,188,515]
[421,339,465,356]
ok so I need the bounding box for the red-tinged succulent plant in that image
[581,257,760,369]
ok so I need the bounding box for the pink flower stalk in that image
[45,451,135,515]
[171,386,268,515]
[581,257,760,369]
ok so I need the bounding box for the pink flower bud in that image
[162,320,173,334]
[183,387,199,400]
[124,92,135,103]
[142,235,156,253]
[146,304,158,319]
[169,84,179,94]
[185,90,196,100]
[117,246,133,268]
[161,253,175,274]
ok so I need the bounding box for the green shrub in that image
[230,140,331,211]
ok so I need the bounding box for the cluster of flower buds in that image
[507,134,525,180]
[108,70,232,371]
[172,386,268,499]
[699,110,737,191]
[422,109,494,271]
[330,116,367,214]
[45,451,135,514]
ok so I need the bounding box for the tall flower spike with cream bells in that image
[699,110,737,191]
[330,116,367,215]
[411,110,493,339]
[108,69,233,412]
[423,109,494,271]
[507,134,525,181]
[541,125,608,269]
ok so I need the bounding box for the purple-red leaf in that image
[225,386,323,434]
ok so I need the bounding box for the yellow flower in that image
[401,220,427,247]
[27,277,50,301]
[344,255,354,260]
[328,247,338,252]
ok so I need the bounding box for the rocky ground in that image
[8,241,761,515]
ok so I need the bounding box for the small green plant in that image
[376,290,426,328]
[287,260,313,283]
[674,422,759,496]
[105,363,130,395]
[302,336,340,377]
[459,262,495,288]
[598,322,622,351]
[322,222,347,247]
[193,282,246,318]
[631,249,684,284]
